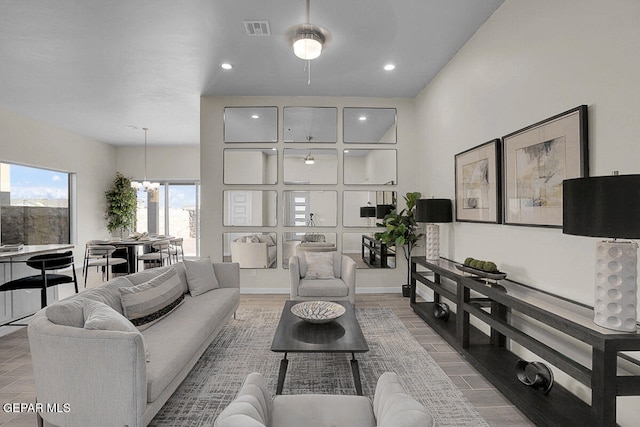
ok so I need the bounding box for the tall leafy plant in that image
[105,172,137,236]
[375,191,423,292]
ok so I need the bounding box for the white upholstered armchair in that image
[289,251,356,306]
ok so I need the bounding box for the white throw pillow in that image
[83,299,150,362]
[184,257,220,296]
[303,252,336,279]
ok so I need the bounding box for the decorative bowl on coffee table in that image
[291,301,346,324]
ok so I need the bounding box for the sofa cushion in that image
[143,287,239,402]
[272,395,375,427]
[82,299,150,362]
[184,257,219,296]
[119,267,185,330]
[298,278,349,298]
[303,252,335,279]
[46,298,85,327]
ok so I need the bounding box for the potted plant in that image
[105,172,137,238]
[375,191,423,297]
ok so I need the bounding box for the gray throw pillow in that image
[82,299,150,362]
[46,298,86,327]
[303,252,336,279]
[119,267,185,330]
[184,257,220,296]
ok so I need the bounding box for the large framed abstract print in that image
[455,139,501,223]
[502,105,588,227]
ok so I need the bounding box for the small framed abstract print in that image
[455,139,501,223]
[502,105,588,227]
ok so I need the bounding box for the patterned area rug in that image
[150,307,488,426]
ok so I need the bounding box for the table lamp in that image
[360,203,376,227]
[415,198,453,261]
[563,174,640,332]
[376,204,394,220]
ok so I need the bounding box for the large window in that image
[0,162,72,245]
[136,181,200,257]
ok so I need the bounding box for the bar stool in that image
[84,245,129,287]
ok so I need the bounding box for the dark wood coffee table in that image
[271,300,369,395]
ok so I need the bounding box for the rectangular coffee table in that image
[271,300,369,395]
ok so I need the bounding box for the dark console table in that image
[410,256,640,427]
[361,235,395,268]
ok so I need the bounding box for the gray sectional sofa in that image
[28,260,240,427]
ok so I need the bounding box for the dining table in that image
[94,235,174,274]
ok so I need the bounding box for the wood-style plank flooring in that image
[0,274,534,426]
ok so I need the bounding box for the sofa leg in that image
[234,311,236,320]
[37,411,43,427]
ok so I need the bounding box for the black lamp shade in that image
[563,174,640,238]
[415,199,453,223]
[360,206,376,218]
[376,204,394,219]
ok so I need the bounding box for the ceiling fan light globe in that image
[293,35,323,60]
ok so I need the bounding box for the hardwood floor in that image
[0,275,534,426]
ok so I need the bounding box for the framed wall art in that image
[455,139,501,223]
[502,105,588,227]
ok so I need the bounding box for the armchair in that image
[289,251,356,306]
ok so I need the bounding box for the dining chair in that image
[137,241,171,270]
[169,237,185,263]
[83,245,129,287]
[82,240,110,277]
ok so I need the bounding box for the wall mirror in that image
[283,149,338,184]
[223,148,277,184]
[283,107,337,143]
[282,190,337,227]
[223,190,277,226]
[343,191,396,227]
[223,232,277,269]
[282,232,337,268]
[343,149,397,185]
[224,107,278,142]
[344,108,397,144]
[343,233,397,269]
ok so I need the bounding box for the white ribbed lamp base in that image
[593,241,638,332]
[425,223,440,261]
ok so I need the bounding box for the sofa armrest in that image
[373,372,434,427]
[214,372,272,427]
[28,313,147,427]
[340,255,357,305]
[289,256,301,299]
[213,262,240,289]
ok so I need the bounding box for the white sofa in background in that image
[214,372,434,427]
[28,260,240,427]
[230,234,277,268]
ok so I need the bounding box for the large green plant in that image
[105,172,137,236]
[375,191,423,289]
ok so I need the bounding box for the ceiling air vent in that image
[244,20,271,36]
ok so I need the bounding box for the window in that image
[136,181,200,257]
[0,162,72,245]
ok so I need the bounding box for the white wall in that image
[0,107,116,261]
[115,145,199,181]
[201,96,417,292]
[414,0,640,424]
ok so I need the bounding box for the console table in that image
[410,256,640,427]
[361,235,395,268]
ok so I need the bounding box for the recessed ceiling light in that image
[359,116,367,121]
[384,63,396,71]
[221,63,233,70]
[251,114,260,119]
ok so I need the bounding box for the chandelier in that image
[130,128,160,192]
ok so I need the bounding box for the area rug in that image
[150,307,488,426]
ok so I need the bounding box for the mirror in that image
[343,149,397,185]
[223,190,277,226]
[284,149,338,184]
[224,107,278,142]
[283,191,337,227]
[224,149,277,184]
[343,191,396,227]
[344,108,397,143]
[342,233,397,269]
[283,107,337,143]
[282,232,337,268]
[223,232,277,269]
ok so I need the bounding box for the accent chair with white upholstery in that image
[214,372,434,427]
[289,251,356,306]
